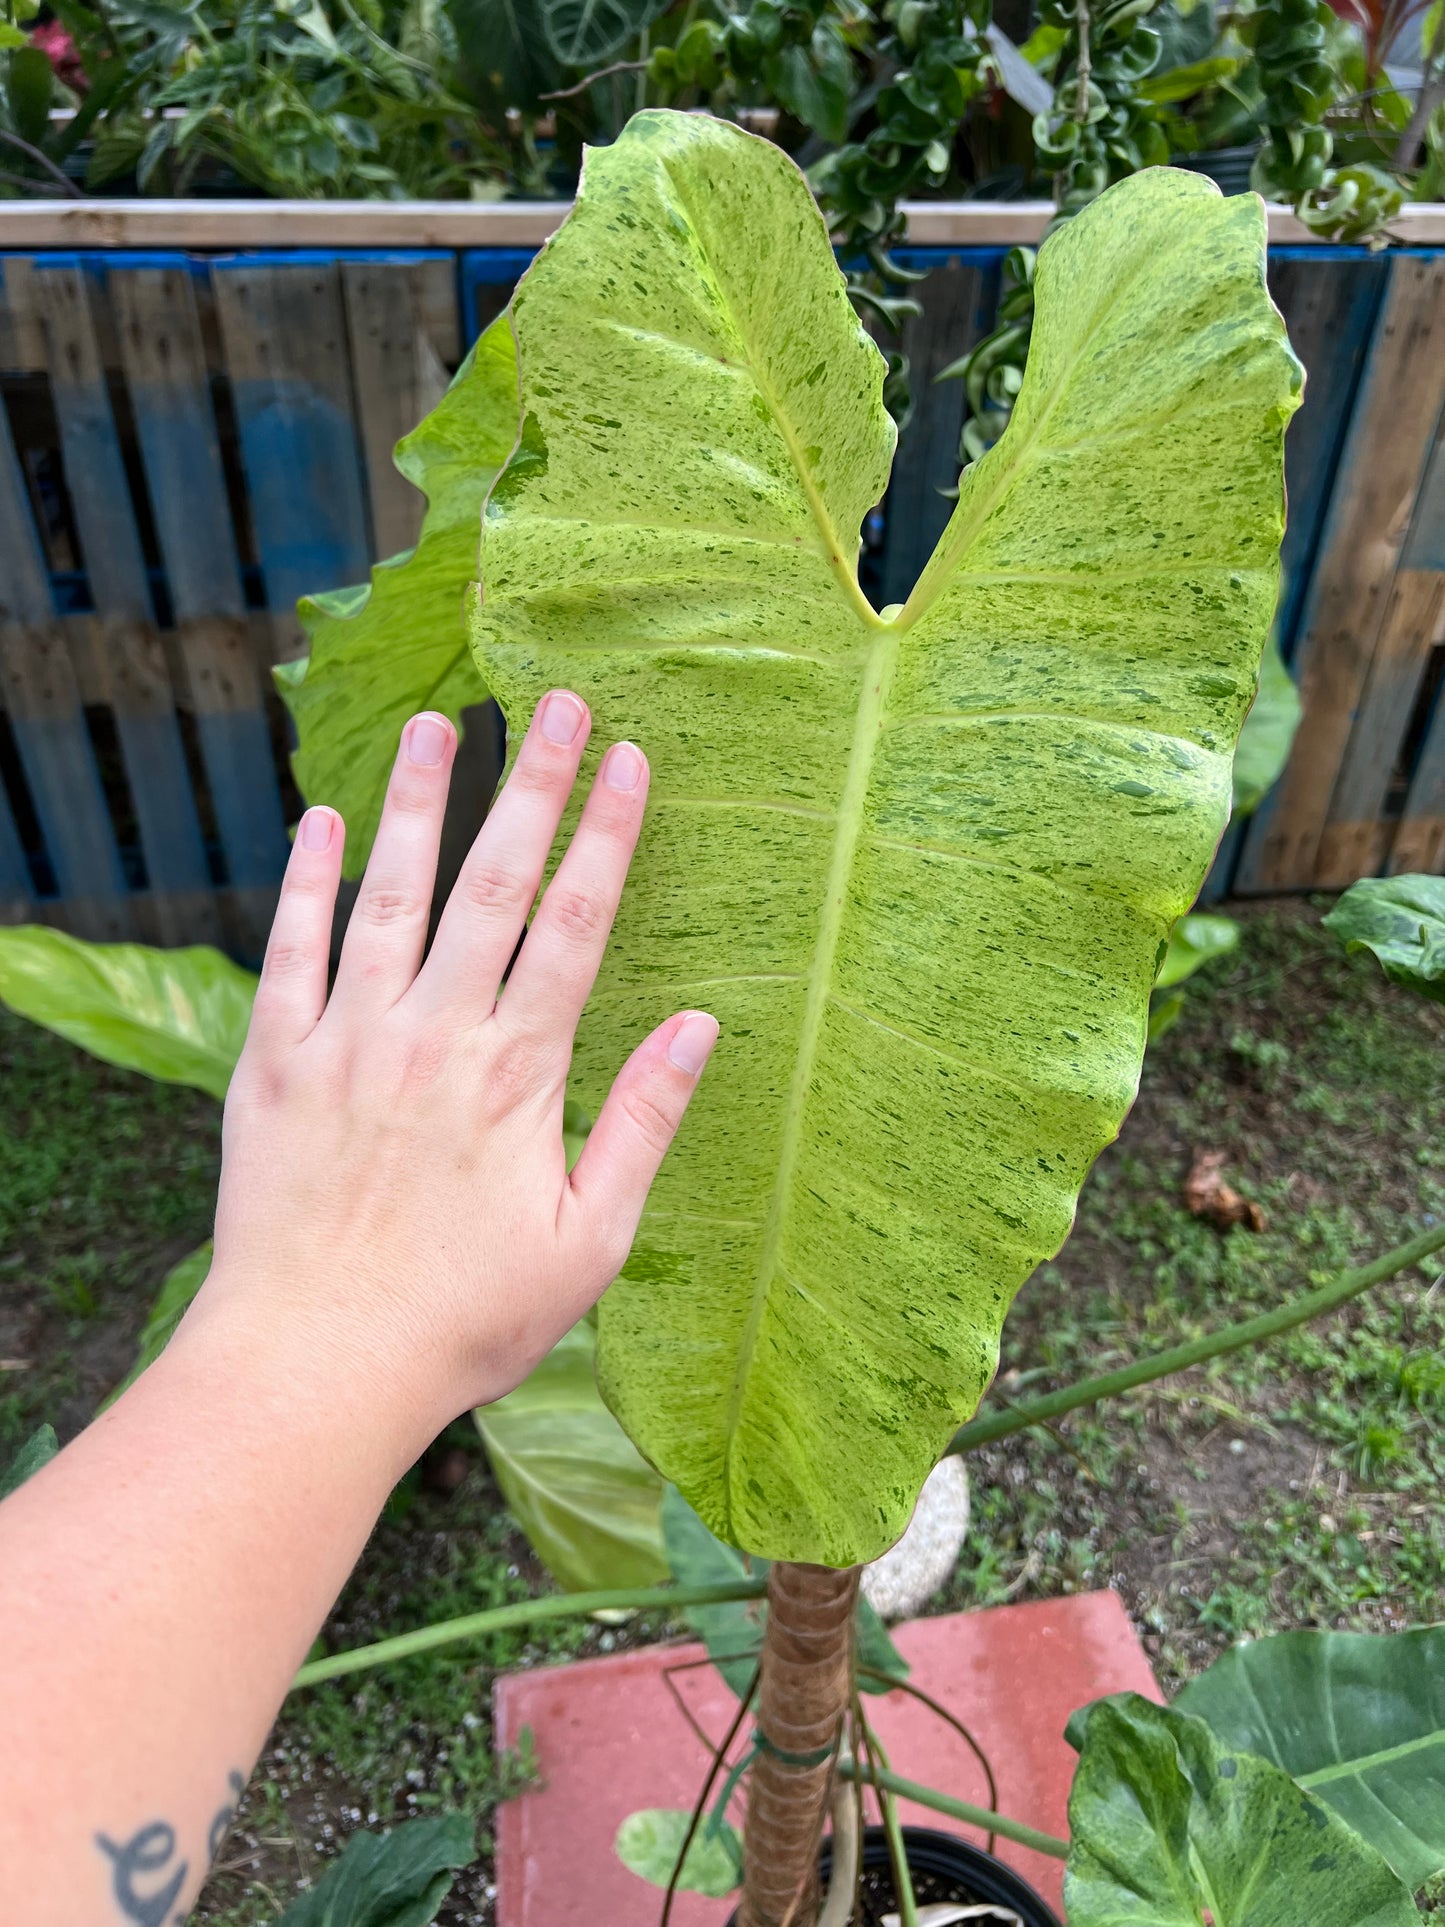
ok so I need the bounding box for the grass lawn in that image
[1,898,1441,1922]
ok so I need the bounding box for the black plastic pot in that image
[726,1823,1062,1927]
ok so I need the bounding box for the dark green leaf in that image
[1065,1694,1418,1927]
[449,0,563,112]
[474,1318,668,1592]
[1322,875,1445,1003]
[0,1424,58,1502]
[661,1485,766,1699]
[7,43,55,146]
[614,1807,741,1898]
[277,1813,474,1927]
[855,1593,911,1693]
[1175,1626,1445,1888]
[0,927,255,1100]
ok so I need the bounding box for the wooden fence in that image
[0,209,1442,959]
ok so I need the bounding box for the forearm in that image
[0,1291,419,1927]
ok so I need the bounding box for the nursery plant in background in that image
[3,106,1445,1927]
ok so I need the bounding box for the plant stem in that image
[1074,0,1091,123]
[740,1561,860,1927]
[288,1578,767,1689]
[1393,5,1445,170]
[838,1759,1069,1861]
[948,1219,1445,1455]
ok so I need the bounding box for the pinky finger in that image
[565,1011,719,1264]
[247,806,345,1055]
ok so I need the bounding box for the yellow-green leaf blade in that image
[0,927,255,1100]
[474,116,1298,1567]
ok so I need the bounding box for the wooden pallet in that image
[0,249,459,956]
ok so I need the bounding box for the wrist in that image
[156,1271,442,1494]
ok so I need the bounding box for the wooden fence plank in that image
[0,343,131,938]
[342,257,455,559]
[1315,568,1445,880]
[211,261,372,657]
[112,263,291,957]
[0,780,33,922]
[1392,665,1445,874]
[1267,253,1388,658]
[1235,253,1445,893]
[879,252,999,610]
[28,259,220,946]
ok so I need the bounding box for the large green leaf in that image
[276,1812,474,1927]
[1065,1695,1419,1927]
[281,315,518,877]
[1175,1626,1445,1887]
[473,1317,668,1592]
[1322,875,1445,1004]
[1231,628,1299,818]
[0,926,255,1100]
[471,111,1298,1564]
[1155,912,1241,991]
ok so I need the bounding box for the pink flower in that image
[30,19,88,93]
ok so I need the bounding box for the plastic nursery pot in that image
[725,1823,1062,1927]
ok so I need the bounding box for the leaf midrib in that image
[1300,1727,1445,1790]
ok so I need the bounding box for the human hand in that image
[193,693,717,1468]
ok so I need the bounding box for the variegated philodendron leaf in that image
[472,111,1299,1565]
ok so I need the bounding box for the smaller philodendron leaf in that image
[1231,630,1299,818]
[1175,1626,1445,1888]
[1155,912,1241,990]
[104,1242,215,1409]
[1322,875,1445,1003]
[474,1318,668,1593]
[276,1812,475,1927]
[661,1484,766,1700]
[0,927,256,1100]
[614,1807,742,1898]
[1064,1694,1418,1927]
[0,1424,58,1502]
[283,315,519,878]
[855,1593,911,1692]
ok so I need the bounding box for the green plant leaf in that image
[7,43,55,146]
[540,0,668,66]
[855,1593,911,1690]
[1138,52,1243,101]
[0,927,255,1100]
[471,111,1298,1565]
[1231,628,1299,817]
[1322,875,1445,1004]
[282,315,518,878]
[1065,1694,1419,1927]
[614,1807,742,1898]
[104,1241,214,1408]
[1175,1626,1445,1887]
[1155,911,1241,990]
[276,1812,475,1927]
[661,1483,767,1699]
[474,1318,668,1592]
[0,1423,58,1501]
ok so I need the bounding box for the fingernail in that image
[299,807,334,852]
[540,691,586,746]
[406,713,451,768]
[668,1012,719,1077]
[604,741,645,792]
